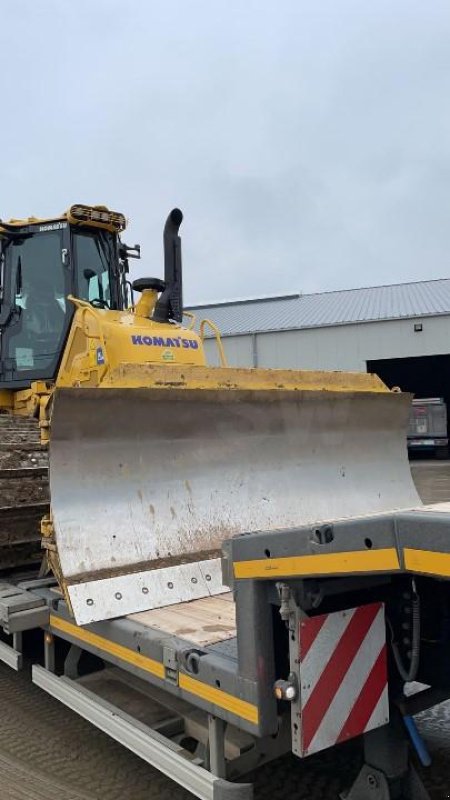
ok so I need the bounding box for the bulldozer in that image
[0,204,209,577]
[2,203,450,798]
[0,202,420,624]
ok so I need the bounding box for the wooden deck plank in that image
[128,593,236,645]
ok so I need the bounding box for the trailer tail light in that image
[274,676,298,701]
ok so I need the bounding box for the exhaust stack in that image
[153,208,183,323]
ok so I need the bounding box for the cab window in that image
[73,231,112,307]
[4,230,67,373]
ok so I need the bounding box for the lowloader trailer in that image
[2,205,450,799]
[3,500,450,799]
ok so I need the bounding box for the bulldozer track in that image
[0,417,49,570]
[0,467,48,479]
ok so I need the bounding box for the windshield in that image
[1,230,68,376]
[73,230,115,307]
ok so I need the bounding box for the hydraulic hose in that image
[390,578,421,683]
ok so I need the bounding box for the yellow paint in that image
[61,362,391,393]
[66,204,126,233]
[50,615,259,724]
[179,673,259,725]
[49,614,165,679]
[1,203,126,234]
[56,298,206,388]
[0,390,13,409]
[233,548,401,579]
[199,318,228,367]
[134,289,158,320]
[404,548,450,577]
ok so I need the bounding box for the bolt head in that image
[367,773,379,790]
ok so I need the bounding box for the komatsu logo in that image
[39,222,67,232]
[131,335,199,349]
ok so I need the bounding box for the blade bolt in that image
[115,592,122,600]
[142,587,149,594]
[367,773,379,790]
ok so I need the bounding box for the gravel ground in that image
[0,460,449,800]
[410,460,450,505]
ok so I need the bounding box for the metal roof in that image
[186,279,450,337]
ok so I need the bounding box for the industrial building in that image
[188,277,450,406]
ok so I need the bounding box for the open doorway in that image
[367,354,450,459]
[367,354,450,400]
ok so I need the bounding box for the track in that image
[0,416,49,568]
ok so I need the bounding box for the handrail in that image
[199,318,228,367]
[182,311,197,331]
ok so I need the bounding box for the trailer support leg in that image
[44,633,55,673]
[64,644,82,679]
[343,717,430,800]
[208,715,226,778]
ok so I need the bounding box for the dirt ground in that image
[1,460,450,800]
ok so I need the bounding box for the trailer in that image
[2,500,450,799]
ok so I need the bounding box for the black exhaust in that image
[152,208,183,324]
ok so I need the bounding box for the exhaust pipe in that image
[153,208,183,323]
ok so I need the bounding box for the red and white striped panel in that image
[297,602,388,756]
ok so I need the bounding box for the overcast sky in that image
[1,1,449,304]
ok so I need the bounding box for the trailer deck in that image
[3,502,450,798]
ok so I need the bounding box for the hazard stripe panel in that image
[298,602,388,756]
[336,645,387,743]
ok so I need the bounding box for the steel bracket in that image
[342,761,430,800]
[0,582,49,634]
[32,665,253,800]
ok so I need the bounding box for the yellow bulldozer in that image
[2,203,450,799]
[0,203,419,625]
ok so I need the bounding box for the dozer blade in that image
[49,369,420,624]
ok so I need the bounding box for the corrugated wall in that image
[203,315,450,371]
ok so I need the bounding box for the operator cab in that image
[0,205,134,387]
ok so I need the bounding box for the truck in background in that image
[408,397,448,458]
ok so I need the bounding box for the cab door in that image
[0,225,72,387]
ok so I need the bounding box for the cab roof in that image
[0,204,127,234]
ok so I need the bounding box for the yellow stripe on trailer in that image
[179,673,259,725]
[404,548,450,577]
[49,615,260,725]
[49,615,165,679]
[233,548,401,579]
